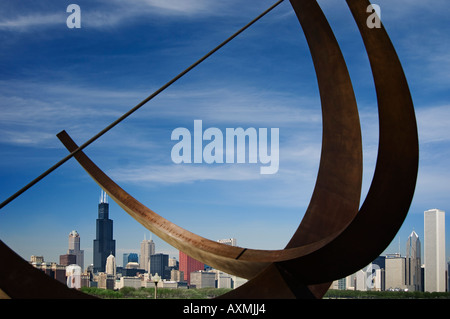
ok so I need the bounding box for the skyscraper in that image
[424,208,446,292]
[68,230,84,270]
[406,230,421,291]
[93,190,116,273]
[140,236,155,273]
[150,253,169,279]
[106,253,116,277]
[385,254,406,290]
[179,251,204,285]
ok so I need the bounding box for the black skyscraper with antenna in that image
[93,190,115,273]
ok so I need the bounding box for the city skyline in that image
[24,207,449,294]
[20,191,449,294]
[1,0,450,270]
[27,201,447,276]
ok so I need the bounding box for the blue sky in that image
[0,0,449,270]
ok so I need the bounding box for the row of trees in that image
[80,286,232,299]
[81,286,450,299]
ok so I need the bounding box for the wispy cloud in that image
[0,79,145,147]
[148,87,322,127]
[374,0,448,19]
[0,0,283,31]
[0,13,63,31]
[0,76,322,147]
[110,164,262,184]
[413,162,450,210]
[101,0,275,19]
[116,0,220,17]
[0,129,55,147]
[416,104,450,144]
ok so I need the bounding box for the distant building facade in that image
[190,271,216,288]
[150,253,170,279]
[424,209,446,292]
[171,269,185,282]
[32,262,66,285]
[217,238,237,246]
[59,254,76,266]
[68,230,84,270]
[123,253,139,267]
[140,237,155,273]
[179,251,204,285]
[97,272,115,290]
[31,255,44,264]
[385,254,407,290]
[106,253,116,277]
[406,230,422,291]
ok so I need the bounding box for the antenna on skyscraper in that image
[100,189,108,204]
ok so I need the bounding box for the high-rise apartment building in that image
[106,253,116,277]
[406,230,422,291]
[140,236,155,273]
[424,209,446,292]
[150,253,169,279]
[385,254,407,290]
[93,190,115,273]
[179,251,204,285]
[68,230,84,270]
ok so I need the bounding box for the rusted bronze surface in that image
[0,0,418,299]
[0,240,96,299]
[221,0,418,298]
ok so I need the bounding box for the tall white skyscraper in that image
[140,236,155,273]
[106,253,116,277]
[424,209,446,292]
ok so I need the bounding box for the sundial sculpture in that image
[0,0,418,299]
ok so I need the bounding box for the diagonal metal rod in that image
[0,0,285,210]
